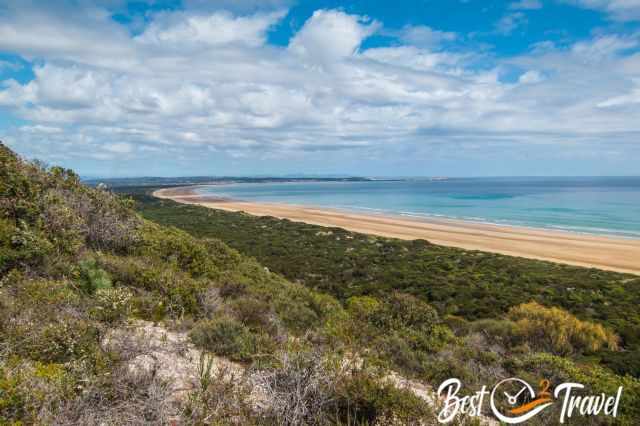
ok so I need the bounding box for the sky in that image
[1,0,640,177]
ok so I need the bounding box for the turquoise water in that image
[196,177,640,238]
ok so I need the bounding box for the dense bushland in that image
[2,143,639,425]
[128,187,640,377]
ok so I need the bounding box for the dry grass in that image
[51,365,174,425]
[250,350,337,425]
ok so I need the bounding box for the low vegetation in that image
[1,143,639,424]
[127,186,640,378]
[0,143,439,424]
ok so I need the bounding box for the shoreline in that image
[153,186,640,275]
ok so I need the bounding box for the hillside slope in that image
[0,143,440,424]
[1,143,639,425]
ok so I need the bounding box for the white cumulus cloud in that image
[289,10,379,61]
[565,0,640,21]
[0,1,639,175]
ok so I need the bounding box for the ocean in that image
[196,177,640,238]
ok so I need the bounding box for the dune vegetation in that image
[1,143,639,425]
[129,187,640,377]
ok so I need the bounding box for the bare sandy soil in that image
[154,186,640,275]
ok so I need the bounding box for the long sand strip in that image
[154,186,640,275]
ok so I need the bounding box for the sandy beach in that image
[154,186,640,275]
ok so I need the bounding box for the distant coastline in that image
[86,175,384,187]
[189,177,640,239]
[153,185,640,275]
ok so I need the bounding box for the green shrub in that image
[98,254,208,317]
[15,277,81,307]
[130,292,167,322]
[190,317,259,362]
[444,314,472,336]
[40,190,86,256]
[230,296,275,332]
[77,259,112,294]
[201,237,243,271]
[0,218,53,274]
[1,144,141,263]
[346,295,383,324]
[384,292,440,330]
[344,293,454,379]
[275,297,320,336]
[333,369,433,424]
[218,272,250,298]
[0,144,43,225]
[138,222,219,278]
[347,293,443,335]
[470,318,520,346]
[372,333,428,374]
[599,349,640,377]
[0,278,97,363]
[14,317,99,363]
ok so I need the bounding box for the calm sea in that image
[196,177,640,238]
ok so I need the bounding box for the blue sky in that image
[1,0,640,177]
